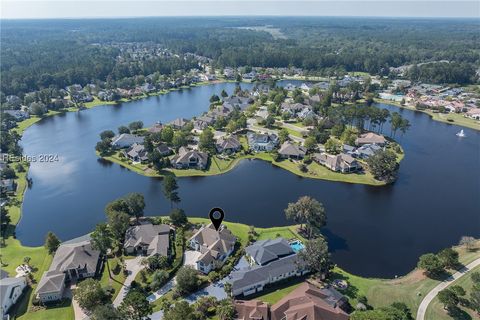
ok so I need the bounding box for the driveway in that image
[113,256,144,307]
[184,250,201,269]
[185,257,250,303]
[416,257,480,320]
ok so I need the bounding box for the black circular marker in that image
[209,207,225,231]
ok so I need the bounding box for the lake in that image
[17,82,480,278]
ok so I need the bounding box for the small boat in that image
[456,129,466,137]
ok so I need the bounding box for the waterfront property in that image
[35,235,102,303]
[111,133,145,149]
[124,143,149,163]
[278,141,307,160]
[355,132,386,146]
[247,132,279,152]
[229,237,308,297]
[245,238,295,266]
[0,276,27,319]
[188,223,237,274]
[313,153,361,173]
[124,222,171,257]
[171,146,208,170]
[168,117,189,130]
[216,135,242,154]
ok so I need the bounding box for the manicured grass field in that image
[100,257,128,301]
[255,281,303,305]
[425,265,480,320]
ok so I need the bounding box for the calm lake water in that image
[18,82,480,278]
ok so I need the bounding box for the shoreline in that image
[375,98,480,131]
[99,151,387,186]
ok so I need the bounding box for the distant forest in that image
[1,17,479,95]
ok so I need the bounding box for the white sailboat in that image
[456,129,466,137]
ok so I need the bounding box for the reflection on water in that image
[18,82,480,277]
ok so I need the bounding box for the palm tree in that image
[90,223,113,277]
[23,256,31,266]
[217,299,235,320]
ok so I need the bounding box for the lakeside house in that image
[156,143,173,156]
[0,180,17,194]
[216,135,242,154]
[270,282,350,320]
[35,235,102,303]
[2,110,30,121]
[233,300,269,320]
[124,143,149,163]
[280,102,308,116]
[313,153,360,173]
[230,237,307,297]
[188,223,237,274]
[245,238,295,266]
[168,118,189,130]
[0,276,27,319]
[111,134,145,149]
[124,222,171,257]
[466,108,480,120]
[278,141,307,160]
[171,147,208,170]
[148,122,164,133]
[223,96,254,111]
[355,132,386,146]
[247,132,279,152]
[355,144,382,159]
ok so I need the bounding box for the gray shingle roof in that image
[35,270,66,295]
[124,223,171,256]
[49,235,100,275]
[245,238,294,266]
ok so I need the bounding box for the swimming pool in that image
[289,240,305,252]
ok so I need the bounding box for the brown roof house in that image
[313,153,360,173]
[171,147,208,170]
[278,142,307,160]
[355,132,386,146]
[124,223,171,257]
[270,282,350,320]
[168,118,189,130]
[35,234,102,303]
[188,223,237,274]
[234,300,269,320]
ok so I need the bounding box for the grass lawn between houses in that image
[101,147,386,186]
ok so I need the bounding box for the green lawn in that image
[100,257,128,301]
[425,265,480,320]
[256,281,303,305]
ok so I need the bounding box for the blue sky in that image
[2,1,479,19]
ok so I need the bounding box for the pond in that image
[18,82,480,277]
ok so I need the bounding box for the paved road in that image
[416,257,480,320]
[113,256,144,307]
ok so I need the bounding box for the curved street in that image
[416,257,480,320]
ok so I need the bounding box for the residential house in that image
[234,300,269,320]
[148,122,164,133]
[216,135,242,154]
[35,234,102,303]
[111,134,145,149]
[342,145,356,156]
[355,144,382,159]
[313,153,360,173]
[270,282,350,320]
[193,115,214,131]
[245,238,295,266]
[278,142,307,160]
[124,223,171,257]
[355,132,386,146]
[3,110,29,121]
[171,147,208,170]
[168,118,189,130]
[280,103,306,116]
[466,108,480,120]
[0,277,27,319]
[229,253,308,297]
[223,96,254,111]
[124,143,149,163]
[188,223,237,274]
[247,132,279,152]
[0,180,17,194]
[142,83,156,93]
[156,143,172,156]
[297,107,316,121]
